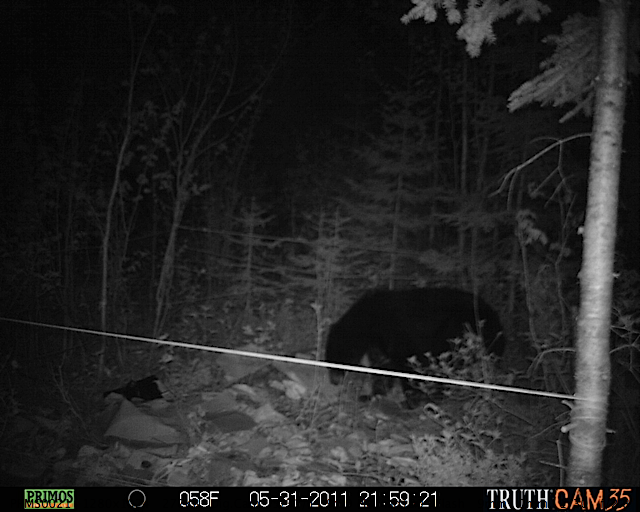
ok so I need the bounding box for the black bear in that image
[325,288,505,405]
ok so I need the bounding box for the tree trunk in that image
[567,0,627,486]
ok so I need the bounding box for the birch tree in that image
[403,0,631,485]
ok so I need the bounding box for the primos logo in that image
[24,489,75,509]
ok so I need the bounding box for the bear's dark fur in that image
[325,288,505,404]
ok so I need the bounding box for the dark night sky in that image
[0,1,620,143]
[1,1,552,136]
[2,0,638,264]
